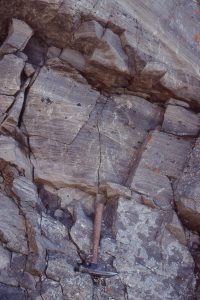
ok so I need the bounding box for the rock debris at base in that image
[0,2,200,299]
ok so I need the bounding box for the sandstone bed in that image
[0,1,200,299]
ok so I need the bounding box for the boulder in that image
[175,138,200,231]
[162,104,200,136]
[0,135,32,178]
[130,131,193,209]
[0,192,28,254]
[0,54,25,95]
[24,62,36,77]
[0,18,33,55]
[60,48,86,72]
[47,46,61,59]
[73,20,104,55]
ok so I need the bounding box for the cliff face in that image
[0,1,200,299]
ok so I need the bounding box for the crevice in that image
[38,277,45,300]
[68,229,85,263]
[160,128,199,140]
[96,98,108,191]
[44,250,48,278]
[124,131,152,188]
[18,67,41,128]
[66,97,101,147]
[118,277,129,300]
[167,172,200,298]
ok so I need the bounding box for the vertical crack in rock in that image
[125,131,152,188]
[96,103,104,191]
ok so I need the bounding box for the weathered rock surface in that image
[130,131,193,210]
[0,2,199,299]
[0,135,32,178]
[0,18,33,55]
[112,196,196,300]
[23,78,162,189]
[0,54,25,95]
[162,104,200,136]
[175,138,200,232]
[0,0,199,102]
[0,192,28,254]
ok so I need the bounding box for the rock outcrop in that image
[0,1,200,299]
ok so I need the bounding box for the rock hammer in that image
[76,193,118,278]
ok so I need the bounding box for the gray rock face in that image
[130,131,192,210]
[0,18,33,55]
[0,2,199,300]
[24,79,162,189]
[175,138,200,231]
[0,54,25,95]
[113,197,196,300]
[0,192,28,254]
[0,135,32,178]
[162,104,200,136]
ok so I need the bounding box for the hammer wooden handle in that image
[91,194,105,265]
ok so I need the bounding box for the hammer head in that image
[76,263,118,278]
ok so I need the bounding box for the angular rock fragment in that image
[162,104,200,136]
[87,28,130,88]
[24,63,36,77]
[141,62,167,78]
[41,213,76,254]
[1,91,25,133]
[93,28,129,73]
[0,245,19,286]
[39,184,61,213]
[39,279,63,300]
[0,18,33,55]
[12,176,42,209]
[0,95,15,115]
[1,78,30,134]
[74,20,104,54]
[98,96,163,184]
[70,201,92,254]
[0,192,28,254]
[12,176,46,275]
[0,54,25,95]
[100,181,132,199]
[175,138,200,231]
[57,186,95,216]
[0,135,32,178]
[60,48,86,71]
[10,252,37,290]
[0,95,15,123]
[47,46,61,59]
[121,29,158,74]
[160,69,200,104]
[113,197,196,299]
[24,66,99,144]
[130,131,192,209]
[166,98,190,108]
[137,61,167,89]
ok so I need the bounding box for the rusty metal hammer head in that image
[76,263,118,278]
